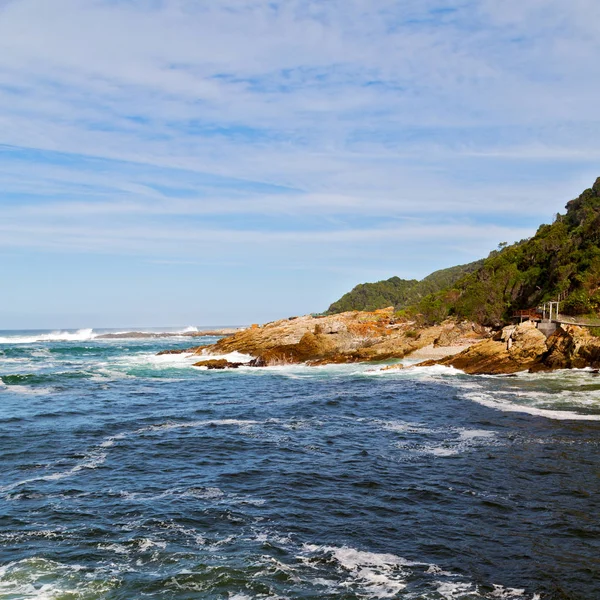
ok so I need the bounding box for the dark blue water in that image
[1,330,600,599]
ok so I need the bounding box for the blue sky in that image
[1,0,600,328]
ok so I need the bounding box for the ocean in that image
[1,328,599,599]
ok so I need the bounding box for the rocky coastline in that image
[169,309,489,368]
[417,320,600,374]
[156,311,600,374]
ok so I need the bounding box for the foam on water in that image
[0,329,97,344]
[460,386,600,421]
[192,350,255,365]
[299,544,539,599]
[0,330,591,598]
[365,363,465,378]
[301,544,416,598]
[0,385,56,395]
[0,450,107,494]
[0,558,118,599]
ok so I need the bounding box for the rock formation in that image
[422,321,600,374]
[192,309,488,366]
[192,359,244,369]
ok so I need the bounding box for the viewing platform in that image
[512,302,600,337]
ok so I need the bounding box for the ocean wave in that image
[299,544,539,599]
[192,350,255,365]
[1,371,93,386]
[0,329,97,344]
[364,363,465,378]
[0,450,107,494]
[462,389,600,421]
[300,544,417,598]
[0,557,118,599]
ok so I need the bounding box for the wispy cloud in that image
[1,1,599,324]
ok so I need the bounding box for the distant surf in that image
[0,326,240,344]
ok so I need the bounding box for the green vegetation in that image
[326,261,483,314]
[328,178,600,327]
[327,276,418,313]
[413,177,600,325]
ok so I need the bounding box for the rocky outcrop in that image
[157,347,205,356]
[193,309,489,366]
[192,359,244,369]
[423,322,600,374]
[530,325,600,372]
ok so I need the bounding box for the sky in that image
[1,0,600,328]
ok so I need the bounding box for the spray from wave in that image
[0,329,97,344]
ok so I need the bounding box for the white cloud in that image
[0,0,599,277]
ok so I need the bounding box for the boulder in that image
[531,325,600,371]
[192,359,244,369]
[430,321,547,374]
[507,320,547,363]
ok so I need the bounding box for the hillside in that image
[326,261,483,314]
[415,177,600,326]
[326,276,418,313]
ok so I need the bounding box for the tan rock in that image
[507,320,547,363]
[192,359,244,369]
[532,325,600,371]
[194,310,489,366]
[429,321,548,374]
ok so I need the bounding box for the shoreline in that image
[403,343,472,361]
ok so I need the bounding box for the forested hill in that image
[415,177,600,326]
[326,260,483,314]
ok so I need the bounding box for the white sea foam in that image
[140,418,259,434]
[1,385,55,396]
[462,390,600,421]
[300,544,539,600]
[0,451,107,494]
[181,326,199,333]
[301,544,418,598]
[364,363,465,378]
[379,419,432,434]
[137,538,167,551]
[98,543,130,555]
[458,428,497,441]
[100,432,129,447]
[436,581,477,598]
[0,558,118,599]
[0,329,97,344]
[192,350,255,365]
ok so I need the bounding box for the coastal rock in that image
[195,310,489,366]
[433,320,488,347]
[192,359,244,369]
[427,322,600,374]
[428,321,547,374]
[531,325,600,371]
[157,347,205,355]
[429,339,517,374]
[507,320,547,363]
[249,331,340,366]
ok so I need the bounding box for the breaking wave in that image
[0,329,97,344]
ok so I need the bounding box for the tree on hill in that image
[326,261,483,314]
[414,177,600,326]
[327,276,418,313]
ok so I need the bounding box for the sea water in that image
[1,329,599,599]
